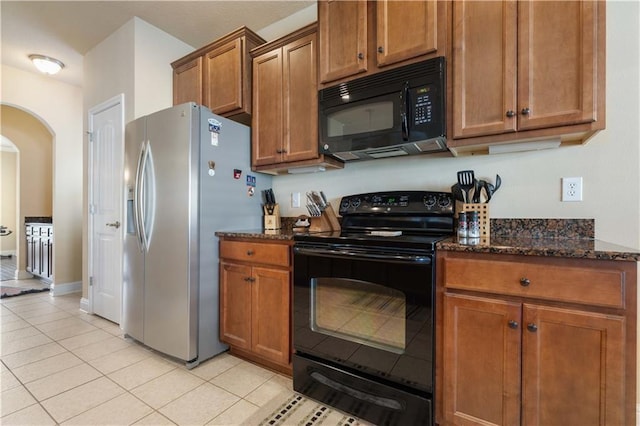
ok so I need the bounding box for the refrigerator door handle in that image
[133,141,146,252]
[139,141,155,251]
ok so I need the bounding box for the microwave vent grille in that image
[333,152,361,162]
[366,148,409,159]
[414,139,446,152]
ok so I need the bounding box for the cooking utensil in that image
[451,184,465,202]
[457,170,475,203]
[484,182,495,202]
[494,174,502,191]
[472,179,481,203]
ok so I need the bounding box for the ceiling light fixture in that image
[28,54,65,75]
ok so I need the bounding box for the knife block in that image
[263,204,281,230]
[309,204,341,232]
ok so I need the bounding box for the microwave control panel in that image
[413,86,433,125]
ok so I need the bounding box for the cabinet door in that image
[318,0,367,83]
[219,262,252,350]
[376,0,438,67]
[522,304,625,426]
[252,49,283,167]
[452,0,517,139]
[203,38,245,116]
[251,266,290,365]
[443,293,521,426]
[282,33,318,163]
[173,56,202,106]
[517,1,598,130]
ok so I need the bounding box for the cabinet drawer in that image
[443,256,625,309]
[220,240,289,267]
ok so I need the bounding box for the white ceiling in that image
[1,1,314,87]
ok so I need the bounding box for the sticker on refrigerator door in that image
[208,160,216,177]
[208,118,221,146]
[246,174,256,196]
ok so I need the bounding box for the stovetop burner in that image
[295,190,455,251]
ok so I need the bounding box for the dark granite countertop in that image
[216,218,640,262]
[437,236,640,261]
[215,229,299,241]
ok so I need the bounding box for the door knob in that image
[106,221,121,229]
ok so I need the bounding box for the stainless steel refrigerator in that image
[122,102,271,368]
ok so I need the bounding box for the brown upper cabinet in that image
[450,0,605,154]
[251,23,343,175]
[172,27,265,125]
[318,0,447,86]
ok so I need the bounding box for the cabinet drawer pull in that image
[358,52,364,60]
[244,277,256,283]
[508,320,519,329]
[527,323,538,332]
[520,277,530,287]
[246,250,255,256]
[506,110,516,118]
[521,107,531,116]
[377,46,384,53]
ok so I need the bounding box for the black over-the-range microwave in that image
[319,56,447,162]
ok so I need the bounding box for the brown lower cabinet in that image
[436,251,636,426]
[219,238,292,374]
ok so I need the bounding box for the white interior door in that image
[88,95,124,324]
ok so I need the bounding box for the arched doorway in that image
[0,105,53,281]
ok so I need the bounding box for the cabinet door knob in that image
[521,107,531,116]
[508,320,519,329]
[246,250,255,256]
[527,323,538,332]
[106,221,121,229]
[520,277,530,287]
[358,52,364,60]
[506,110,516,118]
[377,46,384,53]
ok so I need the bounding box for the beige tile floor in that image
[0,290,294,425]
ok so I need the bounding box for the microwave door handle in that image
[401,83,411,141]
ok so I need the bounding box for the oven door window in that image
[293,248,434,393]
[311,278,405,354]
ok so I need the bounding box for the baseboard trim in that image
[15,270,34,280]
[80,297,91,313]
[50,281,81,297]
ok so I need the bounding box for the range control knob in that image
[438,195,452,208]
[350,198,361,209]
[423,195,437,207]
[340,199,351,210]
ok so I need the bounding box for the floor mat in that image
[1,286,49,298]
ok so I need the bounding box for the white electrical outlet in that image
[291,192,301,208]
[562,177,583,202]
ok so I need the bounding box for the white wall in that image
[133,18,194,118]
[273,1,640,250]
[257,4,317,41]
[82,17,193,298]
[1,65,83,285]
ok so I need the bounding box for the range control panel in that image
[339,191,454,216]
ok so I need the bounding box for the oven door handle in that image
[294,246,431,265]
[310,371,404,410]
